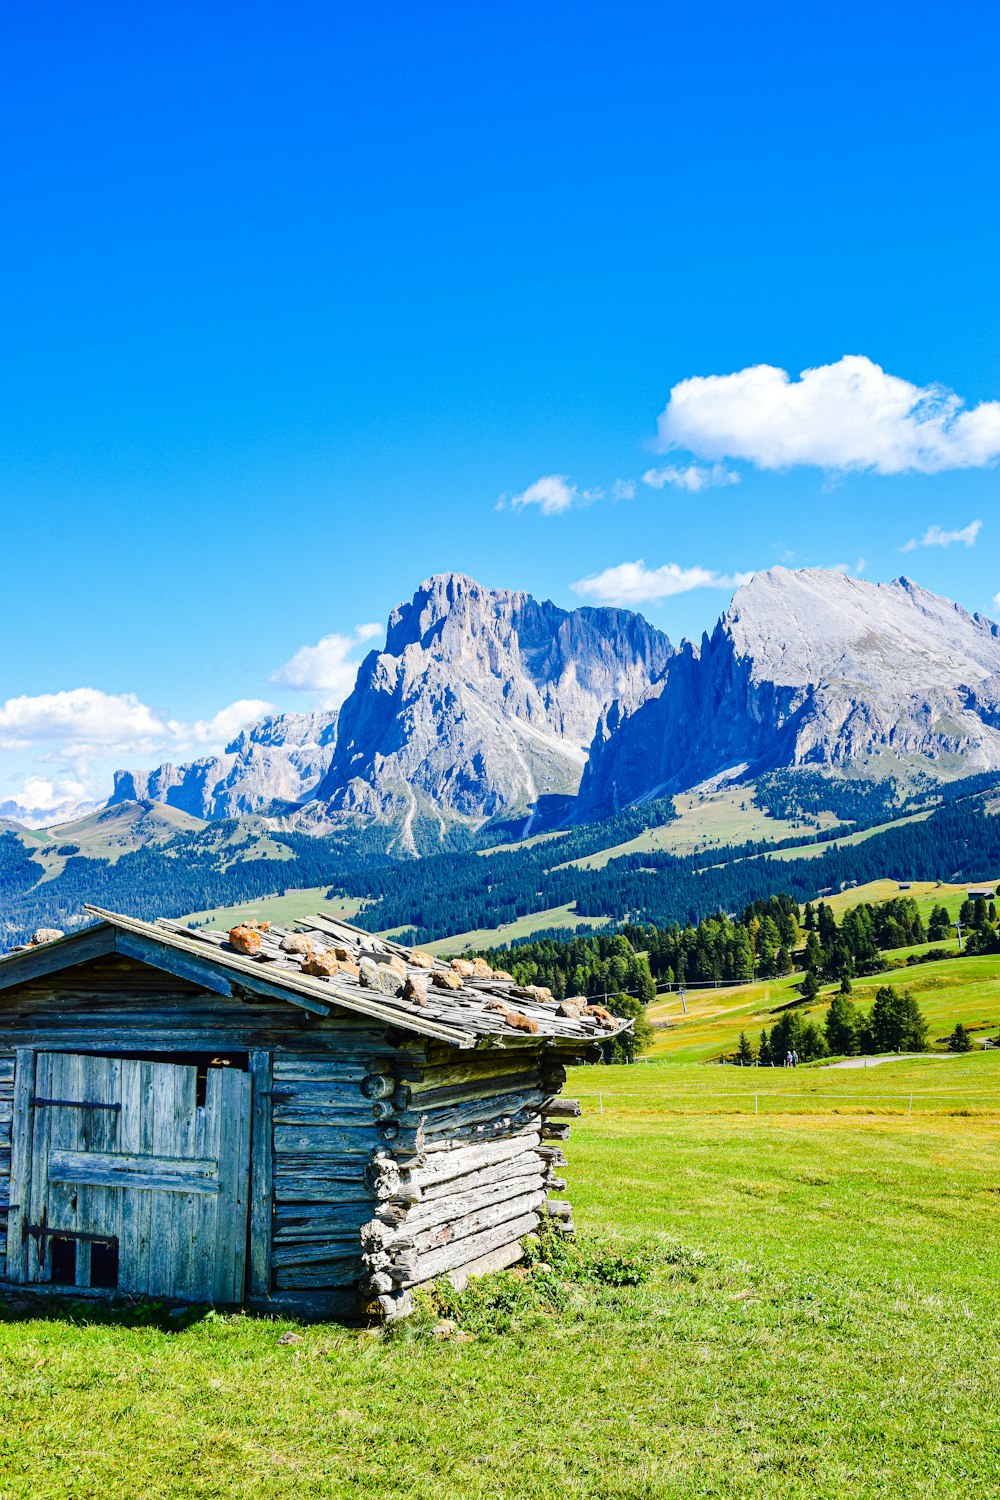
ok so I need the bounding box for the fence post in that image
[599,1092,604,1116]
[755,1092,759,1118]
[908,1093,912,1117]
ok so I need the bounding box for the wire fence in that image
[571,1088,999,1118]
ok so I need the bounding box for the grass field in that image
[560,785,841,871]
[647,951,1000,1062]
[27,803,207,881]
[414,901,609,955]
[0,1057,996,1499]
[823,876,999,920]
[182,889,367,930]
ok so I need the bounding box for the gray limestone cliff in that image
[307,573,674,836]
[578,568,1000,816]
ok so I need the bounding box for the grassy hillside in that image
[181,888,367,930]
[561,784,842,870]
[29,802,207,880]
[0,1055,996,1498]
[411,901,609,955]
[823,875,997,920]
[647,950,1000,1062]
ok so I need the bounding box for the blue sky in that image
[2,1,999,820]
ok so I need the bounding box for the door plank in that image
[247,1050,273,1298]
[117,1059,152,1295]
[47,1149,220,1194]
[212,1068,251,1303]
[26,1053,53,1283]
[4,1049,36,1283]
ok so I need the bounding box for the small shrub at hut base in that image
[400,1226,695,1339]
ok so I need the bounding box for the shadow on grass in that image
[0,1288,224,1333]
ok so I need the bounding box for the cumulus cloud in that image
[503,475,591,515]
[16,776,87,812]
[642,462,741,493]
[656,355,1000,475]
[900,519,982,553]
[271,623,383,701]
[571,560,754,607]
[0,687,283,763]
[170,700,277,749]
[0,775,98,829]
[501,473,635,514]
[0,689,168,755]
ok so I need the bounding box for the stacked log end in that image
[357,1044,582,1318]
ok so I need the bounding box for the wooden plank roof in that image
[0,906,629,1053]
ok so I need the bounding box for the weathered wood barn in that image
[0,906,625,1319]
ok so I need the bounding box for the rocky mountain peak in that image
[309,574,674,832]
[578,566,1000,816]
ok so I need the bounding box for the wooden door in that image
[6,1053,251,1302]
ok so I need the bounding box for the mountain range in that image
[5,564,1000,948]
[105,566,1000,839]
[112,573,674,842]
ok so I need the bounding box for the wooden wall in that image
[0,1049,12,1268]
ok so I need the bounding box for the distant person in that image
[785,1050,793,1067]
[791,1049,799,1067]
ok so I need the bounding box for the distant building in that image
[967,888,995,900]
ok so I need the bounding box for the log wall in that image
[354,1043,583,1318]
[0,1049,12,1266]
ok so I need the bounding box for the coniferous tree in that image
[947,1022,972,1053]
[927,904,952,942]
[799,969,821,1002]
[735,1032,755,1065]
[825,992,859,1055]
[867,986,928,1053]
[817,902,838,949]
[803,932,823,974]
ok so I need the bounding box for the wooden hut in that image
[0,906,626,1319]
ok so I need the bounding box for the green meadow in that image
[0,1056,997,1499]
[647,949,1000,1062]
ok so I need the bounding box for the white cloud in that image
[900,519,982,553]
[656,355,1000,475]
[642,462,741,493]
[0,688,167,755]
[172,700,277,749]
[0,687,282,763]
[271,624,383,702]
[0,775,98,829]
[571,559,754,607]
[506,475,593,515]
[503,473,637,514]
[19,775,85,811]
